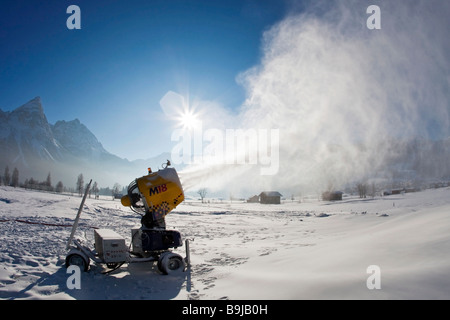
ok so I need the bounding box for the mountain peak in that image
[11,96,46,123]
[52,117,108,157]
[16,97,43,112]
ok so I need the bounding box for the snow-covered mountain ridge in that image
[0,97,169,187]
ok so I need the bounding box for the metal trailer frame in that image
[66,237,191,274]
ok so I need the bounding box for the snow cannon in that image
[120,162,186,255]
[65,162,190,275]
[121,164,184,229]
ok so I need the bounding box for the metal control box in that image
[94,229,127,263]
[131,228,182,253]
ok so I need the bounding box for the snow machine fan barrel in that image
[120,167,184,227]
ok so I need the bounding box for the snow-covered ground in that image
[1,185,450,300]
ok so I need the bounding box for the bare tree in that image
[357,182,367,198]
[76,173,84,196]
[369,182,377,198]
[92,181,99,199]
[197,188,208,203]
[112,183,121,200]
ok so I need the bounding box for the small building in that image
[322,191,343,201]
[247,195,259,203]
[391,189,404,195]
[259,191,282,204]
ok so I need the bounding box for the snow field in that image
[1,186,450,299]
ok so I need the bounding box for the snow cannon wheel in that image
[66,249,90,272]
[158,252,185,275]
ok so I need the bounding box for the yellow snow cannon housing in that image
[121,167,184,222]
[136,167,184,219]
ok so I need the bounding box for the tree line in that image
[0,165,66,193]
[0,166,19,188]
[1,166,123,200]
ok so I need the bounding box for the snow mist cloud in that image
[168,0,450,196]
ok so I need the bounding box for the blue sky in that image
[0,0,291,160]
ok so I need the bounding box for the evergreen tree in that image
[3,166,10,186]
[56,181,64,193]
[11,168,19,188]
[46,172,52,189]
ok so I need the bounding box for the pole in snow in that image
[66,179,92,250]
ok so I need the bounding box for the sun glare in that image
[179,109,199,130]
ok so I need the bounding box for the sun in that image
[179,109,200,130]
[160,91,202,130]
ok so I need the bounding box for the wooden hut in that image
[259,191,282,204]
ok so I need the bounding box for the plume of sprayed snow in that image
[167,0,450,196]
